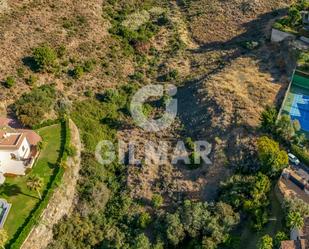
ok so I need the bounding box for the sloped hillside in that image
[182,0,291,44]
[0,0,296,248]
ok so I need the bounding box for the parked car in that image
[288,153,300,165]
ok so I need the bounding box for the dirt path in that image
[21,119,81,249]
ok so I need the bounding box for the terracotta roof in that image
[0,132,25,150]
[17,130,41,146]
[0,128,41,150]
[300,218,309,248]
[280,240,303,249]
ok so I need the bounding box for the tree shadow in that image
[47,162,56,170]
[177,7,291,139]
[0,183,21,196]
[22,56,39,72]
[171,7,291,202]
[0,183,39,199]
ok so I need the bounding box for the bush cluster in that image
[14,84,57,127]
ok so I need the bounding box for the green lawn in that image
[0,124,61,239]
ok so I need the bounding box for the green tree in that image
[220,173,270,230]
[258,235,273,249]
[132,233,151,249]
[165,212,185,246]
[287,211,304,229]
[202,237,217,249]
[285,197,309,217]
[14,84,56,127]
[257,136,288,177]
[0,229,8,249]
[33,44,57,71]
[152,239,164,249]
[26,175,43,199]
[260,106,277,133]
[293,132,306,147]
[181,200,211,238]
[288,7,302,26]
[276,115,294,141]
[138,212,152,229]
[274,231,288,249]
[216,202,240,228]
[151,194,163,208]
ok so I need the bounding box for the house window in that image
[22,146,25,152]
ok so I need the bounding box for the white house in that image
[0,129,41,183]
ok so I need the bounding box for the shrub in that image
[83,59,96,73]
[57,45,66,58]
[163,69,179,81]
[84,89,94,97]
[138,212,152,229]
[32,44,57,72]
[258,235,273,249]
[17,68,25,78]
[242,41,259,50]
[4,76,15,88]
[257,136,288,177]
[66,145,77,157]
[273,22,284,31]
[14,85,56,127]
[189,152,202,169]
[260,105,278,133]
[170,34,186,54]
[130,71,144,81]
[288,7,302,27]
[291,144,309,166]
[185,137,195,152]
[72,65,84,79]
[25,75,38,86]
[152,194,163,208]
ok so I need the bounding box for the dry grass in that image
[205,56,284,129]
[0,0,134,105]
[183,0,291,44]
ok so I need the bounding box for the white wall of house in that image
[0,137,31,175]
[271,28,296,43]
[16,137,31,159]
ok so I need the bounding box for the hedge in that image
[8,119,71,249]
[291,144,309,166]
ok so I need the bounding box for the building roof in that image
[0,128,41,151]
[17,129,41,146]
[300,218,309,245]
[280,240,307,249]
[281,240,300,249]
[281,218,309,249]
[0,132,25,150]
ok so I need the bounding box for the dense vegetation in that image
[273,0,309,35]
[14,84,57,127]
[220,173,271,231]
